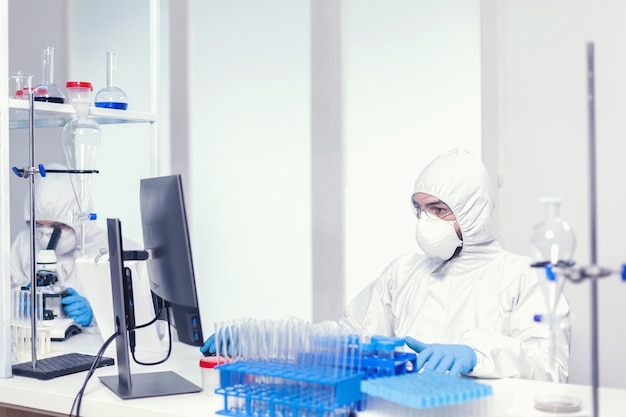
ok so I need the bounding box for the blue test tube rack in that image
[359,336,417,379]
[215,360,363,416]
[213,335,418,417]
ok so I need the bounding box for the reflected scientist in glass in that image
[10,163,108,327]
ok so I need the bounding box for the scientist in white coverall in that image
[10,163,108,327]
[339,148,570,382]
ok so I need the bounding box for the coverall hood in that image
[413,148,497,251]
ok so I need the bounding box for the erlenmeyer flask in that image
[61,81,101,255]
[33,46,65,104]
[531,197,576,267]
[94,52,128,110]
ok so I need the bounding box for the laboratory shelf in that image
[8,98,155,128]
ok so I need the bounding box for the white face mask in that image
[415,216,463,260]
[36,226,77,255]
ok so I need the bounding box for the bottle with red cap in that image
[199,356,222,396]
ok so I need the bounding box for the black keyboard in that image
[12,352,115,380]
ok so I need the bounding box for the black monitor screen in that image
[140,174,203,346]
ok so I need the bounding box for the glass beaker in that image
[62,81,101,255]
[8,72,33,99]
[33,46,65,104]
[94,51,128,110]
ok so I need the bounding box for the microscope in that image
[24,245,81,341]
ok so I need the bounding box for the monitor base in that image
[99,370,201,399]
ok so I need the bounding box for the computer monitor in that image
[99,174,204,399]
[139,174,203,346]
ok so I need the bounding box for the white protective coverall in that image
[340,149,570,382]
[10,163,109,294]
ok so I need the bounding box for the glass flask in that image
[530,197,576,267]
[62,81,101,255]
[33,46,65,104]
[94,51,128,110]
[531,197,581,412]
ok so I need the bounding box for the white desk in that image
[0,334,624,416]
[0,333,216,417]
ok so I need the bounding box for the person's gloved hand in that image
[200,328,237,357]
[200,333,217,356]
[405,336,476,376]
[61,287,93,327]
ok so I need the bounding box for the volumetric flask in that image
[94,51,128,110]
[33,46,65,103]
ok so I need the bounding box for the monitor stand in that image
[99,371,201,400]
[100,218,201,399]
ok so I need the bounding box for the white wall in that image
[343,0,482,303]
[186,0,481,331]
[485,0,626,389]
[187,0,313,327]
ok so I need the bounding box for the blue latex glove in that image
[200,328,237,357]
[61,287,93,327]
[200,333,217,356]
[405,336,476,376]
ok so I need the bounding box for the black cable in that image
[133,302,163,330]
[68,330,119,417]
[131,304,172,366]
[69,302,167,415]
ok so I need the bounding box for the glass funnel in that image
[33,46,65,104]
[61,81,101,255]
[531,197,581,412]
[94,52,128,110]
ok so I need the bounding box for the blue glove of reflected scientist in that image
[405,336,476,376]
[61,287,93,327]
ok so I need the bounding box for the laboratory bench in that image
[0,333,624,417]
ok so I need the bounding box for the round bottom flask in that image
[94,86,128,110]
[94,51,128,110]
[33,46,65,103]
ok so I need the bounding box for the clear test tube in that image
[214,321,222,363]
[11,289,18,321]
[36,290,43,322]
[20,289,29,321]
